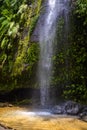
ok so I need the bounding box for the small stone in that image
[8,104,13,107]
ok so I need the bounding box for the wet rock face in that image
[52,101,87,121]
[52,101,82,115]
[64,101,82,115]
[79,106,87,122]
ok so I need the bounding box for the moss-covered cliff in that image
[51,0,87,104]
[0,0,42,93]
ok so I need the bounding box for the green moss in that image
[0,0,42,93]
[36,0,42,14]
[12,36,29,76]
[29,15,39,36]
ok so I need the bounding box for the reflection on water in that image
[12,110,52,116]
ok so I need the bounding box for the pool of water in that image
[0,107,87,130]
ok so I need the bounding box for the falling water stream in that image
[38,0,70,107]
[39,0,69,107]
[39,0,57,107]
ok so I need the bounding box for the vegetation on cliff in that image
[52,0,87,104]
[63,0,87,103]
[0,0,42,92]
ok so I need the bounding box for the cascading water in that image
[38,0,70,107]
[39,0,57,107]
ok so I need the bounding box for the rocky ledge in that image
[0,102,13,107]
[51,101,87,122]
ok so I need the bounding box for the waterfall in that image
[38,0,70,107]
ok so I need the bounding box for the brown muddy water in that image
[0,107,87,130]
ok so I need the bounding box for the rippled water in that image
[0,107,87,130]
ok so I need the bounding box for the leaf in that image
[9,22,15,29]
[0,19,10,32]
[0,17,5,22]
[5,0,10,7]
[1,9,9,15]
[1,38,8,49]
[17,4,28,14]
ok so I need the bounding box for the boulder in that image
[52,105,63,114]
[52,101,83,115]
[79,106,87,122]
[64,101,82,115]
[81,116,87,122]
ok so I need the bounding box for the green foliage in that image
[12,39,39,77]
[36,0,42,14]
[0,0,24,49]
[63,0,87,103]
[27,43,39,64]
[29,15,39,36]
[53,39,87,103]
[0,0,30,78]
[75,0,87,25]
[51,1,87,103]
[64,41,87,103]
[0,0,41,92]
